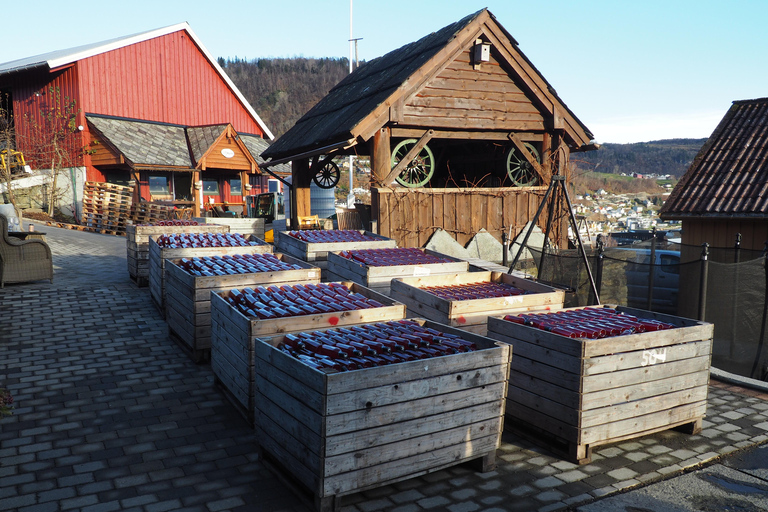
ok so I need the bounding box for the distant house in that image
[0,23,277,217]
[660,97,768,251]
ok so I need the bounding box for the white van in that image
[615,248,680,314]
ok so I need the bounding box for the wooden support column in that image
[541,132,552,183]
[370,127,391,187]
[192,170,201,217]
[369,127,391,232]
[291,158,311,229]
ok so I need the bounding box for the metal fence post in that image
[735,232,742,264]
[698,243,709,321]
[502,232,508,267]
[594,234,604,303]
[647,226,657,311]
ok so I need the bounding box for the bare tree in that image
[0,94,19,208]
[21,86,84,217]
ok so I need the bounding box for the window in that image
[229,178,242,196]
[202,179,219,195]
[148,175,170,195]
[660,254,680,275]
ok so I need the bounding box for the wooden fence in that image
[372,186,564,248]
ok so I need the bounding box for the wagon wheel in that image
[391,139,435,188]
[312,160,340,189]
[506,143,540,186]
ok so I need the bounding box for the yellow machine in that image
[0,149,25,173]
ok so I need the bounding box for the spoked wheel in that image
[312,160,340,189]
[506,143,540,186]
[391,139,435,188]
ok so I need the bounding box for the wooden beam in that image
[370,127,391,187]
[381,129,435,186]
[508,132,544,180]
[291,159,311,229]
[390,128,543,142]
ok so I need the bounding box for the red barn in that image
[0,23,278,217]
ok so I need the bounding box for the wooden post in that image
[370,127,391,187]
[192,170,201,217]
[291,158,311,229]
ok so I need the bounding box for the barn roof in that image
[660,98,768,219]
[85,114,279,172]
[0,23,274,140]
[87,114,192,168]
[262,8,593,163]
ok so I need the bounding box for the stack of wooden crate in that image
[165,254,321,362]
[390,271,565,335]
[249,320,511,511]
[125,223,229,286]
[81,181,133,235]
[147,235,272,316]
[274,230,396,279]
[486,305,713,464]
[326,248,468,296]
[209,282,405,417]
[130,202,176,225]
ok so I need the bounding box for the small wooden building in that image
[660,98,768,251]
[261,9,595,247]
[86,114,281,216]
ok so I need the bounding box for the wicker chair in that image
[0,215,53,287]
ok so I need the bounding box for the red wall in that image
[77,31,264,134]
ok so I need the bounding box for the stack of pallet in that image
[131,201,175,225]
[81,182,133,235]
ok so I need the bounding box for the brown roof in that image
[262,8,593,162]
[660,98,768,219]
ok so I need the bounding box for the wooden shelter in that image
[261,9,595,247]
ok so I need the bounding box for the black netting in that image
[510,242,768,381]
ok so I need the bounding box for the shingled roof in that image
[261,8,592,163]
[87,114,192,168]
[86,114,277,171]
[660,98,768,219]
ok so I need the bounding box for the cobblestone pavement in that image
[2,224,768,512]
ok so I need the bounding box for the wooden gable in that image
[401,46,545,133]
[196,125,257,173]
[88,131,125,167]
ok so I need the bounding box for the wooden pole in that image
[291,158,311,229]
[370,127,391,187]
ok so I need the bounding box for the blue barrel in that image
[283,177,337,219]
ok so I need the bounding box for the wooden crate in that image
[165,254,322,363]
[148,235,272,315]
[390,272,565,336]
[486,305,714,464]
[275,230,396,278]
[126,224,229,286]
[192,217,266,239]
[209,283,406,418]
[326,249,469,296]
[252,319,511,511]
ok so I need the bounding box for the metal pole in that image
[507,178,558,272]
[698,243,709,321]
[560,177,600,304]
[538,179,560,280]
[592,234,605,305]
[735,232,742,264]
[502,232,508,267]
[647,226,656,311]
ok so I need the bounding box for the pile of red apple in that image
[225,282,386,319]
[288,230,381,243]
[155,232,262,248]
[502,307,676,339]
[178,253,302,276]
[338,248,454,267]
[278,320,478,371]
[424,282,529,300]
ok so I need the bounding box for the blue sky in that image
[2,0,766,144]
